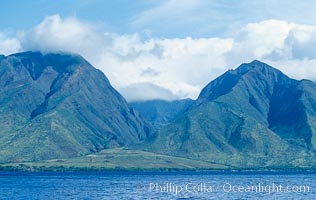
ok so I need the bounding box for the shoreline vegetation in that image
[0,148,315,173]
[1,166,316,173]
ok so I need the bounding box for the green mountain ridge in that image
[1,52,316,170]
[0,51,152,163]
[147,60,316,168]
[130,99,193,131]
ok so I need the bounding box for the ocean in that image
[0,171,314,199]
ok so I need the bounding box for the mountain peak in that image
[250,59,264,64]
[7,51,89,80]
[9,51,87,66]
[151,60,316,169]
[0,51,152,162]
[236,60,282,75]
[9,51,83,60]
[197,60,294,104]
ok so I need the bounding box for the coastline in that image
[1,165,315,173]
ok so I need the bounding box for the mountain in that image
[1,53,316,170]
[147,60,316,169]
[0,51,152,163]
[130,99,193,130]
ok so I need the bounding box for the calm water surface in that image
[0,172,315,199]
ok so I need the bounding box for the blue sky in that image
[0,0,151,32]
[1,0,316,100]
[2,0,316,38]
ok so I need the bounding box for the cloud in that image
[20,15,105,59]
[0,32,22,55]
[140,67,160,77]
[119,82,178,102]
[286,25,316,60]
[130,0,316,38]
[96,36,233,99]
[225,20,316,80]
[5,15,316,101]
[267,59,316,82]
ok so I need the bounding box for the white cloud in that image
[97,36,233,99]
[20,15,105,59]
[130,0,316,38]
[0,32,22,55]
[120,82,178,102]
[226,20,316,81]
[265,59,316,82]
[285,25,316,60]
[5,15,316,101]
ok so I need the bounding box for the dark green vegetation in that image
[1,52,315,170]
[130,99,193,130]
[0,52,151,163]
[147,60,316,169]
[0,148,228,171]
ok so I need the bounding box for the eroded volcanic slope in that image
[1,53,316,170]
[148,60,316,168]
[130,99,193,131]
[0,51,152,162]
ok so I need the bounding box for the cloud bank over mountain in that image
[0,32,21,55]
[1,14,316,101]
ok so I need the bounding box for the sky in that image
[1,0,316,101]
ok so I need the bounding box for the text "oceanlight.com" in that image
[148,182,311,195]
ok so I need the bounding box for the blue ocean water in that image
[0,172,314,199]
